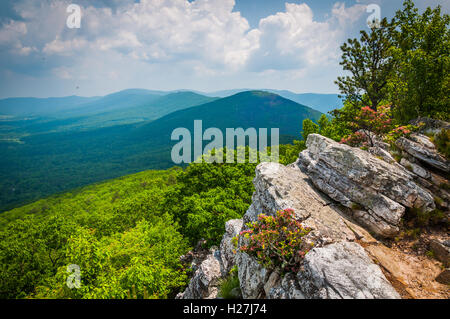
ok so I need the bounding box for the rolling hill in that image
[0,91,217,141]
[0,96,102,116]
[0,91,321,212]
[203,89,343,114]
[267,91,343,114]
[0,89,167,117]
[43,91,219,131]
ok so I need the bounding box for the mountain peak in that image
[232,90,277,98]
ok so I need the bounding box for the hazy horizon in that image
[0,0,447,99]
[0,87,343,100]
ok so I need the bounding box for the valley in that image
[0,90,323,212]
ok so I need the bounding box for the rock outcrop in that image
[296,242,399,299]
[410,117,450,135]
[220,219,243,274]
[394,132,449,212]
[177,248,223,299]
[396,136,449,173]
[295,134,435,238]
[179,128,449,300]
[233,162,400,299]
[178,219,242,300]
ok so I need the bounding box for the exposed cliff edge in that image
[178,126,449,299]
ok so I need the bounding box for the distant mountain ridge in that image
[133,91,322,139]
[0,91,218,139]
[0,88,342,117]
[0,96,102,116]
[0,90,322,212]
[201,89,343,114]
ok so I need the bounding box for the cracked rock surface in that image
[295,134,435,237]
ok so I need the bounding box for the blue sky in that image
[0,0,447,98]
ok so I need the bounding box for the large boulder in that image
[296,134,435,237]
[396,135,449,173]
[297,242,400,299]
[245,162,374,245]
[234,162,399,299]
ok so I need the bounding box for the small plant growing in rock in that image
[407,207,447,227]
[236,209,312,274]
[218,266,241,299]
[430,128,450,159]
[425,250,435,259]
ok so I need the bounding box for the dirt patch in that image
[364,239,449,299]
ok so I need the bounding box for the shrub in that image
[430,129,450,159]
[384,123,423,146]
[340,105,394,147]
[407,207,447,227]
[340,131,369,147]
[218,266,241,299]
[236,209,312,274]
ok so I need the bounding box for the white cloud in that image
[246,2,366,72]
[0,20,27,44]
[43,36,88,55]
[52,66,72,79]
[0,0,367,72]
[0,0,370,96]
[32,0,259,70]
[332,2,367,26]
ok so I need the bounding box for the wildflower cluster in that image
[235,209,312,274]
[384,123,423,145]
[340,105,394,147]
[340,131,369,147]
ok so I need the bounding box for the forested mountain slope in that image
[0,91,321,212]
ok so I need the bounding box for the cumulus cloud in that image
[32,0,257,69]
[246,2,366,72]
[332,2,367,26]
[0,0,371,96]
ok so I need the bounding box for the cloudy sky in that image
[0,0,447,98]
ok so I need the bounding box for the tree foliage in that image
[311,0,448,148]
[389,0,450,121]
[335,18,394,110]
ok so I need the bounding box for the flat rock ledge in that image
[295,242,399,299]
[294,134,435,238]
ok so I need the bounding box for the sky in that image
[0,0,448,98]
